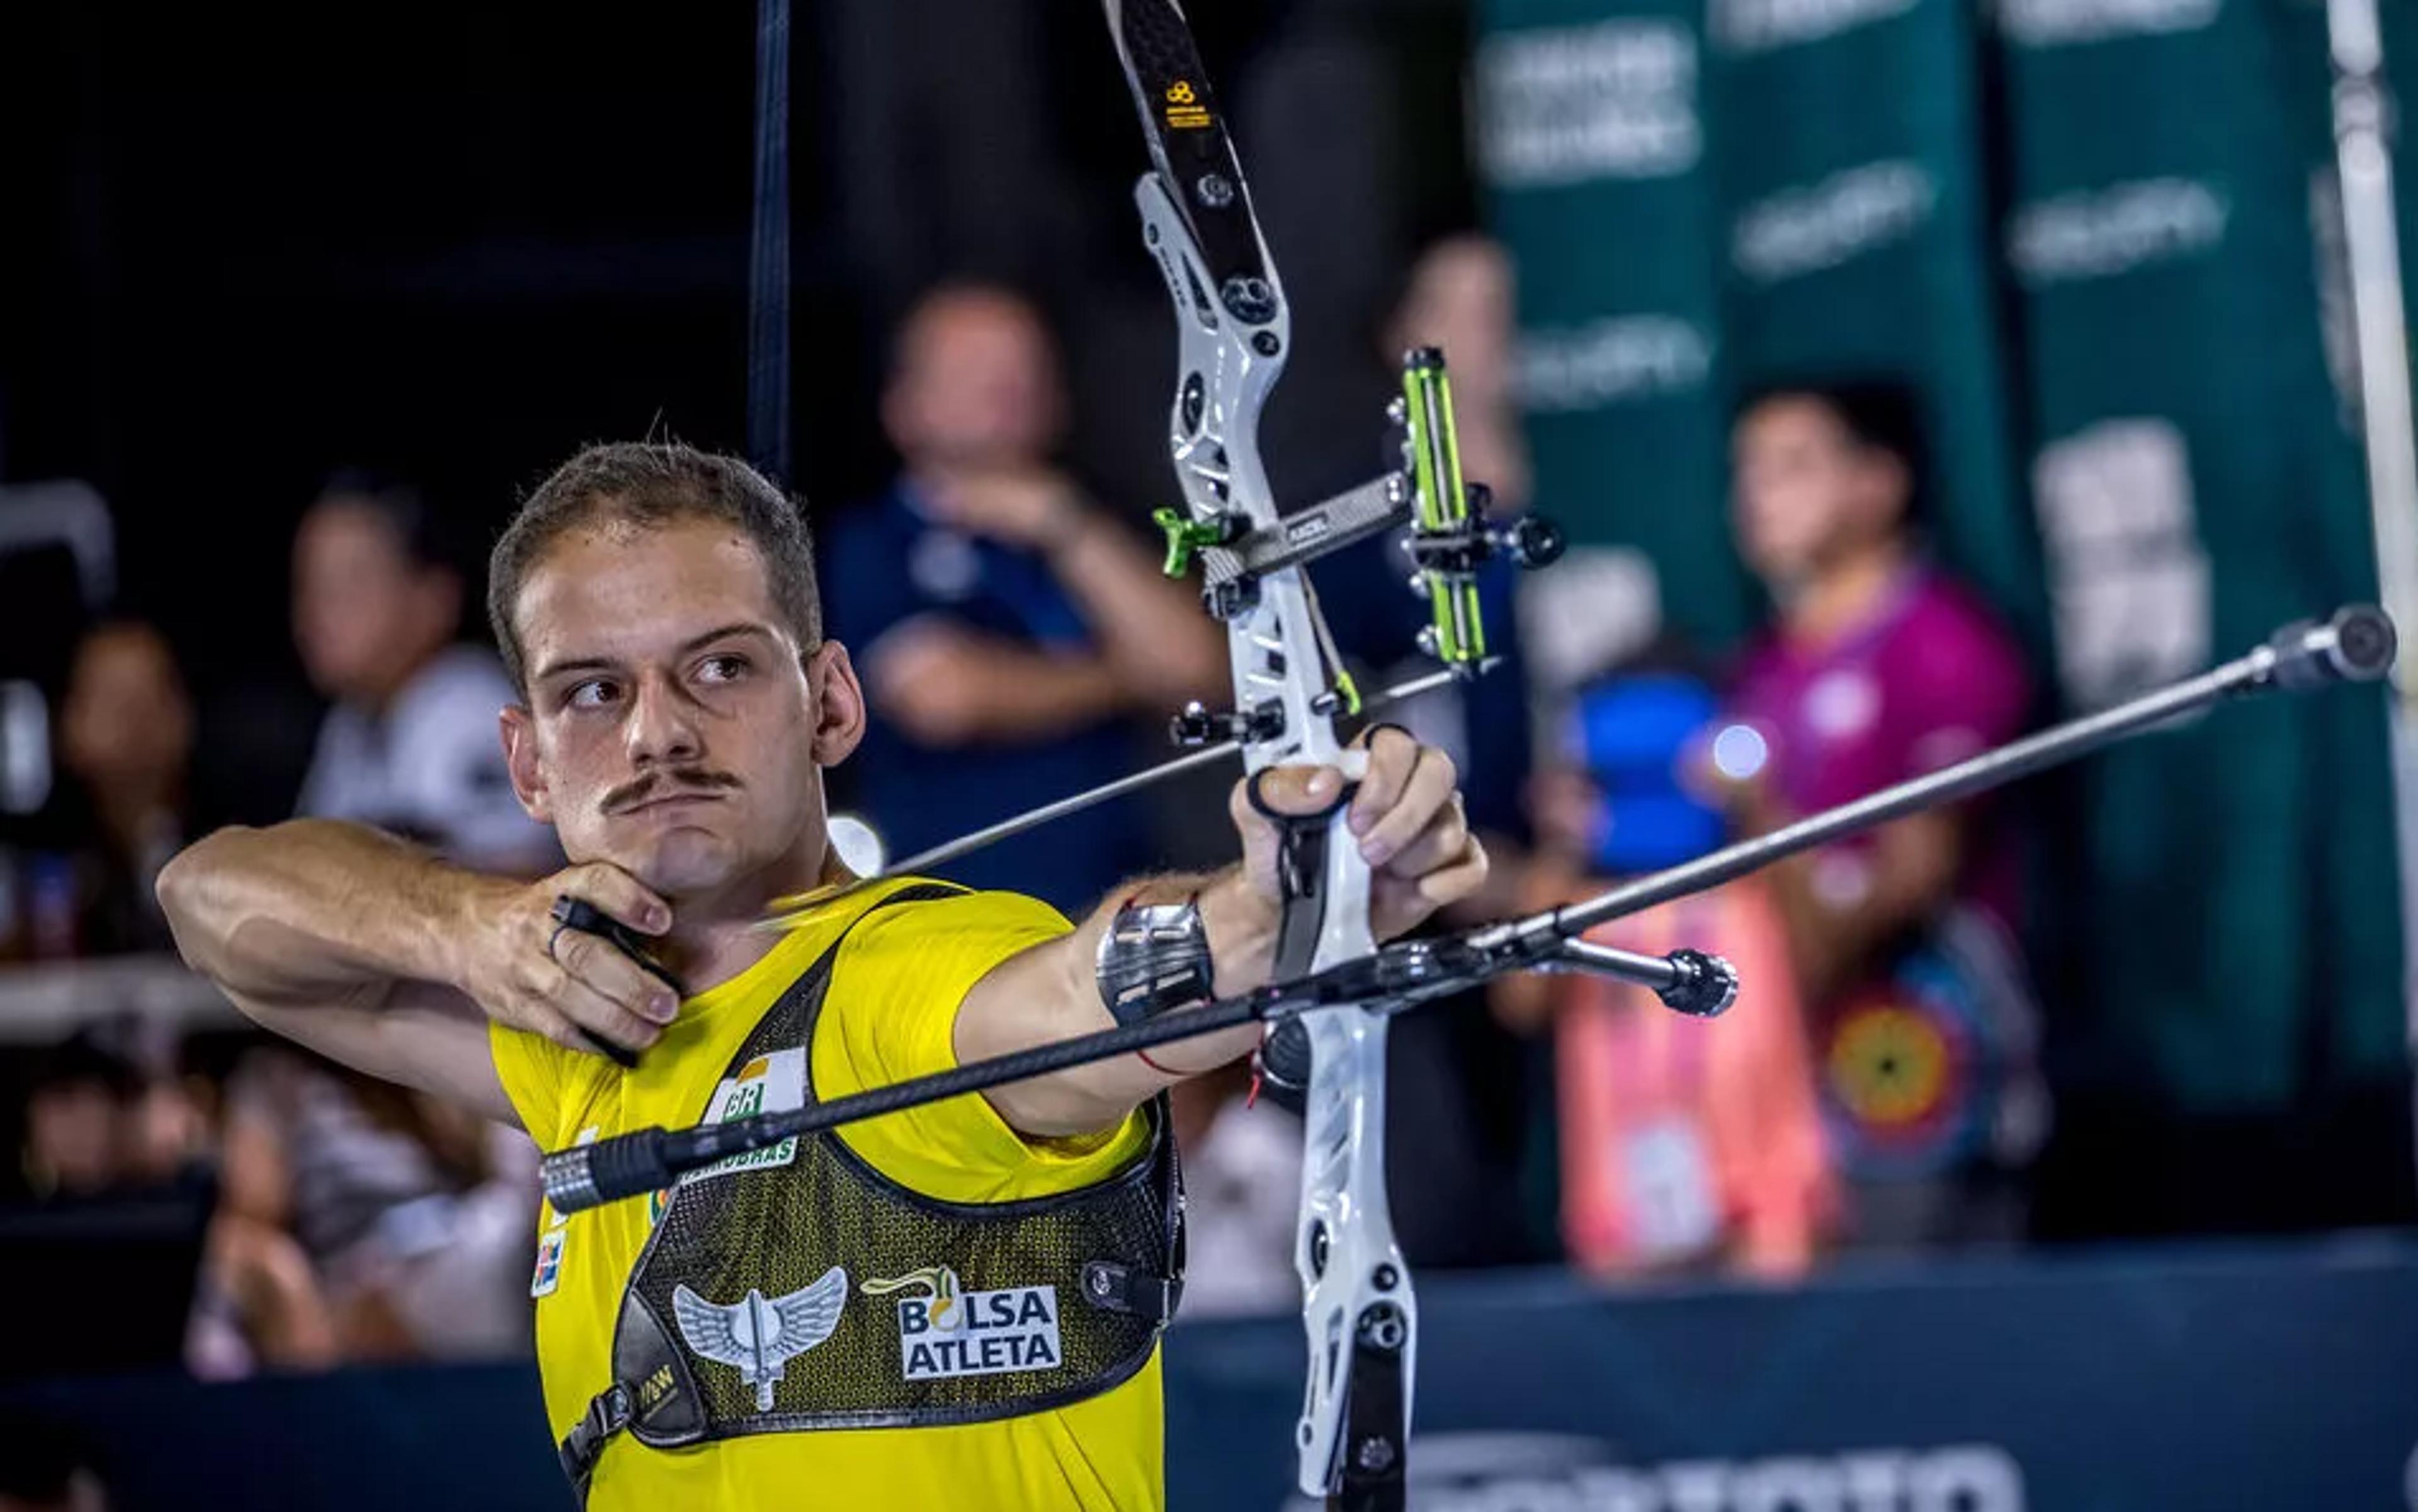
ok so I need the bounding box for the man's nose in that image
[624,669,705,768]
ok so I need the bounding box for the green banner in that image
[1708,0,2038,627]
[1999,0,2399,1103]
[1477,0,1745,647]
[1480,0,2406,1110]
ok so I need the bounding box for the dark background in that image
[0,1,1475,828]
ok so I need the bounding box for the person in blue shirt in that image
[819,283,1224,913]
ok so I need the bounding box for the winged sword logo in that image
[671,1266,849,1411]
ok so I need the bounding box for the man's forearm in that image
[158,819,501,1008]
[956,648,1127,741]
[958,867,1279,1138]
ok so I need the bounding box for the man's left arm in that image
[956,729,1487,1138]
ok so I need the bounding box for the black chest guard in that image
[558,886,1185,1495]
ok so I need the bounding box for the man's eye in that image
[567,679,620,710]
[698,654,749,684]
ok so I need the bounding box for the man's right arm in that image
[156,820,675,1126]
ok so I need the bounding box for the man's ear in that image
[805,641,868,769]
[500,704,552,822]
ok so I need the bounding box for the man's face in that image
[501,518,862,903]
[293,501,456,703]
[1731,397,1900,588]
[882,294,1064,472]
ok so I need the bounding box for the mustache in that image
[604,769,743,814]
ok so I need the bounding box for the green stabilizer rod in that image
[1400,348,1487,668]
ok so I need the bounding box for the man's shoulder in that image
[837,882,1073,955]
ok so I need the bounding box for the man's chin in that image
[618,834,749,902]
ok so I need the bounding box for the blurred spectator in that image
[0,620,195,961]
[1320,235,1536,851]
[1508,382,2044,1267]
[275,472,547,1362]
[9,1021,340,1377]
[292,472,553,873]
[220,1049,538,1361]
[1308,236,1555,1270]
[52,621,191,955]
[820,283,1223,912]
[1721,381,2042,1249]
[1166,1063,1300,1319]
[1505,655,1836,1282]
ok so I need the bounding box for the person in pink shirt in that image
[1723,380,2040,1250]
[1511,379,2038,1276]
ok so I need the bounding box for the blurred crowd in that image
[0,225,2266,1390]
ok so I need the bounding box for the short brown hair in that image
[487,441,821,693]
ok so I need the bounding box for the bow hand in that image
[1227,729,1487,966]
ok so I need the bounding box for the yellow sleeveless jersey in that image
[489,878,1163,1511]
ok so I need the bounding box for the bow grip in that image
[1244,748,1370,982]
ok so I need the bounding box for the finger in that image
[1344,725,1422,836]
[544,936,669,1049]
[1375,797,1470,882]
[522,1003,610,1058]
[555,926,682,1025]
[1373,834,1490,933]
[1419,833,1490,903]
[1236,763,1349,821]
[559,863,671,936]
[1356,748,1459,868]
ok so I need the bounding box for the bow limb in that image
[1103,3,1413,1503]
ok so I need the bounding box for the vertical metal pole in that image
[2327,0,2418,1050]
[748,0,794,486]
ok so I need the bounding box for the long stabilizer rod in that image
[542,606,2394,1215]
[1535,603,2397,941]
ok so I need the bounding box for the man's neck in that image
[659,843,855,997]
[1779,537,1912,648]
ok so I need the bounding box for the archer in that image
[154,439,1484,1510]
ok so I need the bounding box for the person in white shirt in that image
[291,472,556,875]
[275,472,550,1361]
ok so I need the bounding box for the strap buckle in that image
[557,1383,632,1492]
[1081,1259,1183,1325]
